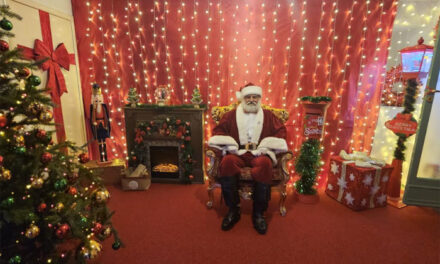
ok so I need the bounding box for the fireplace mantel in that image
[124,106,205,183]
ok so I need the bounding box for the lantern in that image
[400,37,433,80]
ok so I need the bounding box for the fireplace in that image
[124,107,205,183]
[148,143,182,181]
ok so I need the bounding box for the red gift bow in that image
[34,40,70,103]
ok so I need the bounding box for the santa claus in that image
[208,83,288,234]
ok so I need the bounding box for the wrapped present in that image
[325,154,393,211]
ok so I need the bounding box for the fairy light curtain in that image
[71,0,397,186]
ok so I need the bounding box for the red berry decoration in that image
[0,39,9,52]
[38,203,47,212]
[0,114,7,127]
[56,224,70,239]
[189,175,194,180]
[40,152,52,164]
[18,67,31,79]
[78,153,90,164]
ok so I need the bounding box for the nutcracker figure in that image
[90,83,111,163]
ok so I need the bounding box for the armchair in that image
[205,103,293,216]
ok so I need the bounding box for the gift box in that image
[325,155,393,211]
[121,165,151,191]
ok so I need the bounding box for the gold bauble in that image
[31,177,44,189]
[95,189,110,203]
[16,135,25,146]
[101,226,112,237]
[39,110,53,122]
[55,202,64,212]
[28,102,44,115]
[1,168,11,181]
[25,224,40,239]
[81,239,102,259]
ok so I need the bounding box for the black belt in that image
[240,143,257,151]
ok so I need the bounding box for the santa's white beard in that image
[241,100,261,113]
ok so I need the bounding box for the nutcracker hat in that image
[236,83,262,100]
[92,83,102,95]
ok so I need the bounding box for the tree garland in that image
[393,78,418,161]
[129,116,194,183]
[300,96,332,103]
[294,138,322,195]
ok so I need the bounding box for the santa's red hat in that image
[236,83,262,100]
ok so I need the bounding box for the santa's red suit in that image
[208,104,287,184]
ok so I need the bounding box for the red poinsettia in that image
[134,128,146,144]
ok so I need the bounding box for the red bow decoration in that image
[34,40,71,103]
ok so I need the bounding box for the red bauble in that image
[0,39,9,52]
[176,120,181,125]
[0,115,7,127]
[180,144,185,149]
[41,152,52,164]
[36,129,47,139]
[68,187,77,195]
[38,203,47,212]
[56,224,70,238]
[78,153,90,164]
[184,136,191,141]
[0,155,3,165]
[189,175,194,180]
[93,222,103,234]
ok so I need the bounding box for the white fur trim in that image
[208,135,238,147]
[236,104,263,145]
[236,85,262,100]
[257,137,288,153]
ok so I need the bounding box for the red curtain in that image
[72,0,397,186]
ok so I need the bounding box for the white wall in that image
[17,0,72,15]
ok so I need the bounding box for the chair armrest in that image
[275,151,294,182]
[206,147,222,180]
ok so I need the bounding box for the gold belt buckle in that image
[245,143,256,150]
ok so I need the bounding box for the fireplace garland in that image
[129,116,194,183]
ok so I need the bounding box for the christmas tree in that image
[190,87,203,106]
[294,138,322,195]
[0,6,120,263]
[127,87,140,107]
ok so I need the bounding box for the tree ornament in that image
[191,87,203,108]
[92,222,102,234]
[54,178,67,191]
[36,129,47,139]
[40,171,49,180]
[101,226,112,237]
[127,87,140,107]
[0,114,7,127]
[40,152,52,164]
[0,39,9,51]
[28,75,41,86]
[39,109,53,122]
[15,135,25,146]
[94,189,110,203]
[68,186,77,195]
[38,203,47,212]
[112,241,121,250]
[28,102,44,115]
[81,239,102,259]
[1,167,12,180]
[8,255,21,264]
[0,17,13,31]
[0,155,3,165]
[78,153,90,164]
[25,224,40,239]
[55,224,70,238]
[55,202,64,212]
[31,177,44,189]
[18,67,31,79]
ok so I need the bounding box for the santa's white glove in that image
[251,147,269,156]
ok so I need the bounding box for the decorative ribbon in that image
[17,10,76,143]
[369,165,382,208]
[337,161,354,201]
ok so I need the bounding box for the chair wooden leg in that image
[206,180,215,209]
[279,183,287,216]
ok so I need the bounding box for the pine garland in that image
[294,138,322,195]
[393,78,418,161]
[300,96,332,103]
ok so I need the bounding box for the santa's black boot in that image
[252,181,270,235]
[219,176,240,231]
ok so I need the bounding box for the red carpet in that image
[99,184,440,264]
